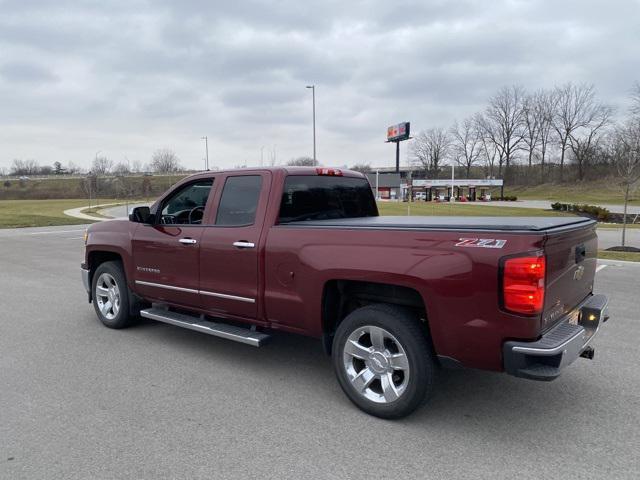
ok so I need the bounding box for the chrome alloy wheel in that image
[342,325,410,404]
[95,273,121,320]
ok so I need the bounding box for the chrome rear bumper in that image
[503,294,609,381]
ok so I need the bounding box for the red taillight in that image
[502,254,546,315]
[316,168,343,176]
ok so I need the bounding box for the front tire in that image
[332,304,436,419]
[92,261,135,329]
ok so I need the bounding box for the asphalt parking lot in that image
[1,225,638,479]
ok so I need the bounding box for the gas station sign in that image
[386,122,410,142]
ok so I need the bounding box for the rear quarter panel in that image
[264,226,546,371]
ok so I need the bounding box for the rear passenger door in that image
[198,172,270,321]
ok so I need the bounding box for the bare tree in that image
[113,162,131,175]
[450,118,481,178]
[66,161,83,175]
[92,155,113,175]
[568,104,613,180]
[410,127,451,177]
[522,97,540,169]
[522,91,549,168]
[631,81,640,118]
[10,159,25,176]
[39,165,53,175]
[534,89,557,177]
[475,113,504,177]
[349,163,371,174]
[483,85,526,177]
[287,156,317,166]
[150,149,182,173]
[10,158,40,176]
[552,83,604,181]
[130,159,143,173]
[613,119,640,245]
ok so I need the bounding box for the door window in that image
[215,176,263,226]
[159,179,213,224]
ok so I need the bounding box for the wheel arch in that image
[87,248,146,316]
[86,248,129,303]
[320,279,433,355]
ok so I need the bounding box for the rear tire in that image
[92,261,135,329]
[332,304,435,419]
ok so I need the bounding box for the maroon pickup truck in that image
[81,167,609,418]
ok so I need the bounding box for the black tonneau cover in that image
[284,216,595,232]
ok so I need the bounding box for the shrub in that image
[551,202,610,221]
[3,181,10,188]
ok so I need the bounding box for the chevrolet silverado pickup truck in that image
[81,167,609,418]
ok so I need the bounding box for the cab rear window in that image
[279,176,378,223]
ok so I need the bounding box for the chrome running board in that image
[140,307,270,347]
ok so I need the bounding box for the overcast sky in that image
[1,0,639,171]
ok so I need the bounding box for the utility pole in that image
[260,146,264,167]
[306,85,316,164]
[201,136,209,170]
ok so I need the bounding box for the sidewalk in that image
[63,203,121,222]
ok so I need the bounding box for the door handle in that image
[233,241,255,249]
[179,238,198,245]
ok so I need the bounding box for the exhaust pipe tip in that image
[580,346,595,360]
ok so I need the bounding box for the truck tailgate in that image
[541,222,598,331]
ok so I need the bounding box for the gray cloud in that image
[0,0,639,170]
[0,61,57,83]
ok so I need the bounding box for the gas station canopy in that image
[412,179,503,188]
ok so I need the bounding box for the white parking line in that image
[598,259,640,267]
[596,265,607,273]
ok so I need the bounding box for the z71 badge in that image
[455,238,507,249]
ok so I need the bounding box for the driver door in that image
[132,178,214,308]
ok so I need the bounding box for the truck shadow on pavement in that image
[129,317,598,433]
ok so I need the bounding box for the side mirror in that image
[129,206,153,224]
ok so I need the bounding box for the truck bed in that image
[283,216,595,232]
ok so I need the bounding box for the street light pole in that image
[201,136,209,170]
[94,150,101,208]
[450,164,455,203]
[306,85,316,164]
